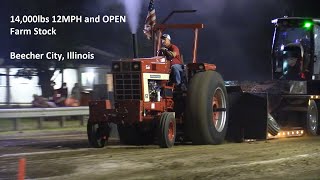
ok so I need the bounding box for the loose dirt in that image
[1,130,320,179]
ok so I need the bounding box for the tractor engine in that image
[148,80,162,102]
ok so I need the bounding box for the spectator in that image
[65,95,80,107]
[52,90,66,107]
[48,81,56,101]
[59,82,68,99]
[32,94,56,108]
[71,83,81,100]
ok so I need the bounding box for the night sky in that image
[0,0,319,80]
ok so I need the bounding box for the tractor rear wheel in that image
[186,71,228,145]
[306,100,319,136]
[158,112,176,148]
[87,122,109,148]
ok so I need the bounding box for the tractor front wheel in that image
[158,112,176,148]
[87,122,109,148]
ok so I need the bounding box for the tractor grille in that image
[114,73,141,100]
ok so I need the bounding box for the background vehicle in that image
[227,17,320,141]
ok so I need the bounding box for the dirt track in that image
[1,130,320,180]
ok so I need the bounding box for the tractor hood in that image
[111,56,170,73]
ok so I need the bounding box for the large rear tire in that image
[306,100,319,136]
[87,122,109,148]
[158,112,176,148]
[186,71,228,145]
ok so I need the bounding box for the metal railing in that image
[0,107,89,131]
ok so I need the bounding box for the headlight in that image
[112,63,120,71]
[132,62,140,71]
[133,64,139,69]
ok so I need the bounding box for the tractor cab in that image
[272,17,320,80]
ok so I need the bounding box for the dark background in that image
[0,0,319,80]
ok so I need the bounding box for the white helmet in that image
[161,34,171,41]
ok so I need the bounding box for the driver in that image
[159,34,183,87]
[282,43,304,79]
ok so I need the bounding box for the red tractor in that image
[87,20,228,148]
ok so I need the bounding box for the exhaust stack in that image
[132,34,139,58]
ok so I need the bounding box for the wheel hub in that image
[168,120,175,142]
[212,87,227,132]
[308,105,318,132]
